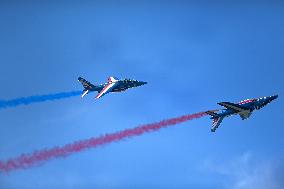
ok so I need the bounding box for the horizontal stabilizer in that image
[81,90,89,98]
[211,116,224,132]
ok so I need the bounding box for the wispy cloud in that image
[202,152,284,189]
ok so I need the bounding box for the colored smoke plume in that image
[0,112,206,173]
[0,91,81,109]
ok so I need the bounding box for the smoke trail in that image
[0,91,81,109]
[0,112,206,173]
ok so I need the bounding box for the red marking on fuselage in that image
[96,82,113,98]
[238,99,254,105]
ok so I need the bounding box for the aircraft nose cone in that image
[270,94,278,101]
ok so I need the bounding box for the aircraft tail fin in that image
[78,77,95,98]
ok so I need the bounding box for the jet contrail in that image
[0,91,81,109]
[0,112,206,173]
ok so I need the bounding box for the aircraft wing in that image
[95,82,117,99]
[217,102,250,113]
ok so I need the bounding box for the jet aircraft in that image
[78,76,147,99]
[206,95,278,132]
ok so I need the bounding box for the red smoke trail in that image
[0,112,206,173]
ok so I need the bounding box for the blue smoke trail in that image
[0,91,81,109]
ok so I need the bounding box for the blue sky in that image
[0,1,284,188]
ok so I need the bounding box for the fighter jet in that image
[78,76,147,99]
[206,95,278,132]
